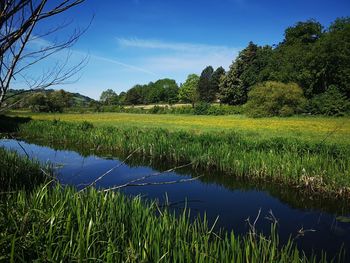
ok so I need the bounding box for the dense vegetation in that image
[2,143,339,262]
[14,119,350,199]
[3,89,94,112]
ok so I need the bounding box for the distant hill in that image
[5,89,95,107]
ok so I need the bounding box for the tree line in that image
[97,17,349,116]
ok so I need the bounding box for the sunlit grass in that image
[9,111,350,144]
[16,119,350,198]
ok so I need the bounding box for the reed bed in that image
[0,147,50,192]
[17,119,350,198]
[0,149,337,262]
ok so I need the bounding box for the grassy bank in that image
[12,118,350,199]
[0,147,50,192]
[8,111,350,144]
[0,148,340,262]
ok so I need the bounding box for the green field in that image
[8,111,350,144]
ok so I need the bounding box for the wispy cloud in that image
[90,54,157,76]
[116,37,240,74]
[117,37,238,54]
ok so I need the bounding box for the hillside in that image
[4,89,95,107]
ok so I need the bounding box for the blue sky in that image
[18,0,350,99]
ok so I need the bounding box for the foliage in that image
[0,148,51,191]
[308,86,350,116]
[209,67,226,102]
[198,66,214,102]
[27,90,74,113]
[124,79,179,105]
[219,42,270,105]
[1,181,332,262]
[100,89,119,105]
[193,102,211,115]
[245,82,307,117]
[178,74,199,106]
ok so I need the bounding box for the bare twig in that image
[99,162,194,191]
[79,147,141,192]
[103,175,203,192]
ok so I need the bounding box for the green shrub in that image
[194,102,211,115]
[308,86,350,116]
[245,81,307,117]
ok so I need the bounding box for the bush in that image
[193,102,211,115]
[245,81,307,117]
[308,86,350,116]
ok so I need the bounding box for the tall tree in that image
[178,74,199,107]
[209,67,225,102]
[100,89,118,105]
[198,66,214,102]
[219,42,261,105]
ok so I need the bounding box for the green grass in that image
[0,149,339,262]
[0,147,50,192]
[14,119,350,199]
[8,111,350,144]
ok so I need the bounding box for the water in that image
[1,139,349,259]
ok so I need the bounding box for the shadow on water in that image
[0,115,31,133]
[0,138,349,261]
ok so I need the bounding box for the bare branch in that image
[0,0,88,106]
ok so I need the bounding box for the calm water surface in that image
[1,139,349,260]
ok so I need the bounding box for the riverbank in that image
[1,147,335,262]
[3,115,349,200]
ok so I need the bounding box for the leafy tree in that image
[125,85,146,105]
[27,93,50,112]
[284,20,323,44]
[151,79,179,104]
[50,90,74,108]
[178,74,199,107]
[308,85,350,116]
[219,42,262,105]
[245,81,307,117]
[100,89,118,105]
[198,66,214,102]
[266,22,323,97]
[209,67,225,102]
[313,17,350,98]
[118,92,127,105]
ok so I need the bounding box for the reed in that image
[16,119,350,198]
[0,140,345,262]
[0,147,50,192]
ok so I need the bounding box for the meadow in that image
[8,111,350,144]
[0,149,340,262]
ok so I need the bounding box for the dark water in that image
[1,139,349,260]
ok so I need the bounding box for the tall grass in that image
[0,147,50,192]
[0,135,345,262]
[17,119,350,198]
[3,184,337,262]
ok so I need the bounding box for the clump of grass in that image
[17,119,350,198]
[0,147,51,192]
[1,184,337,262]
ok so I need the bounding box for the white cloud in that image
[116,37,240,75]
[117,37,238,54]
